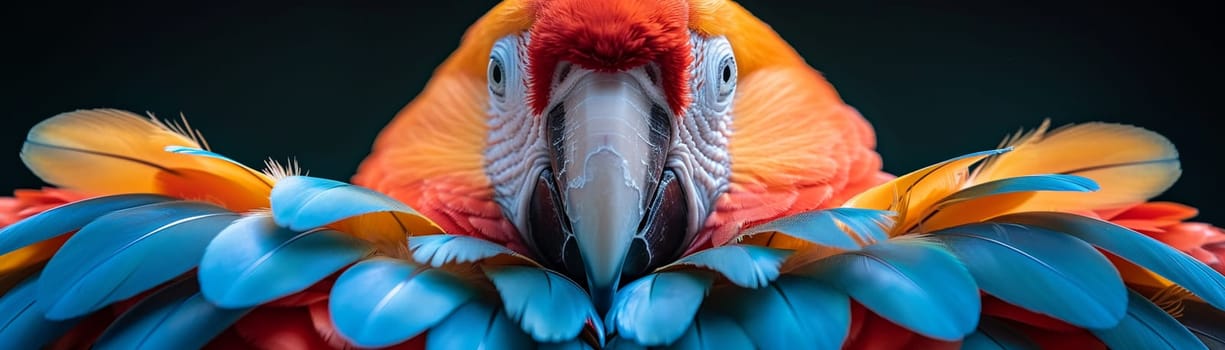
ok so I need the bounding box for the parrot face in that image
[355,0,888,313]
[482,10,735,306]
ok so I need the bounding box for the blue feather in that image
[163,146,245,167]
[0,275,78,349]
[426,301,534,350]
[0,194,172,255]
[665,310,756,350]
[36,201,239,320]
[93,279,251,350]
[163,146,274,187]
[933,223,1127,328]
[485,265,598,343]
[330,257,474,348]
[935,174,1099,206]
[796,237,980,340]
[605,337,647,350]
[409,234,525,267]
[961,318,1040,350]
[269,176,438,233]
[605,271,713,346]
[736,208,894,249]
[996,212,1225,310]
[539,340,597,350]
[661,245,790,288]
[604,310,762,350]
[198,214,371,308]
[1091,291,1207,350]
[711,275,850,349]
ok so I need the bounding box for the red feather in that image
[981,296,1106,349]
[528,0,692,116]
[843,302,915,350]
[844,301,960,350]
[230,306,334,350]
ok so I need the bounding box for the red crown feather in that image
[528,0,692,116]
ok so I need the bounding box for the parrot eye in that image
[488,57,507,97]
[717,56,737,99]
[697,36,737,108]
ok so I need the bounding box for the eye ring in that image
[716,56,737,99]
[488,56,507,97]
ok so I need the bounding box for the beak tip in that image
[578,236,629,311]
[565,160,642,313]
[587,275,619,313]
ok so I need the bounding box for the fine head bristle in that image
[147,111,211,150]
[1150,284,1192,318]
[262,158,305,180]
[528,0,692,116]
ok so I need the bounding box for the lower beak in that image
[548,69,669,310]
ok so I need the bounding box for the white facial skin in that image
[483,33,735,251]
[484,33,549,237]
[671,33,736,243]
[484,32,737,306]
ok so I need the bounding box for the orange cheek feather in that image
[699,67,889,248]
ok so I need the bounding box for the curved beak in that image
[547,68,670,310]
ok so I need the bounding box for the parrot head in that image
[488,0,730,307]
[357,0,884,310]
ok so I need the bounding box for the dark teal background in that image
[2,1,1221,223]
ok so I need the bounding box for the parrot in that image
[1,0,1224,349]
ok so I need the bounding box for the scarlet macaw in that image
[1,0,1223,349]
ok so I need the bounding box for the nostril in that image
[644,64,660,84]
[546,103,567,181]
[555,63,574,85]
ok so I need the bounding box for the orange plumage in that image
[354,0,888,252]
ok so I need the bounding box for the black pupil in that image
[491,63,503,84]
[721,64,731,83]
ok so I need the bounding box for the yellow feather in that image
[1108,253,1177,290]
[975,121,1180,209]
[0,235,66,275]
[1117,261,1211,311]
[919,122,1183,230]
[21,109,274,212]
[328,211,444,257]
[842,150,1004,234]
[0,258,44,295]
[919,192,1036,231]
[733,231,844,273]
[1149,284,1192,317]
[877,121,1181,231]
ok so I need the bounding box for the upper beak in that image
[547,68,670,310]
